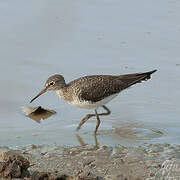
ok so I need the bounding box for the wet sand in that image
[0,143,180,179]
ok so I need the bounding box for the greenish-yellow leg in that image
[76,105,111,133]
[94,109,100,134]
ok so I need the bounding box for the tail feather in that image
[119,69,157,88]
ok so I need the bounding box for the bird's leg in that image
[100,105,111,116]
[93,133,99,148]
[76,113,95,131]
[76,105,111,131]
[94,109,100,134]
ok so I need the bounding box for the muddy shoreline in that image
[0,143,180,180]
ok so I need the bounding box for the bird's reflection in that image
[22,106,56,123]
[76,133,99,148]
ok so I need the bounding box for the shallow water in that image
[0,0,180,147]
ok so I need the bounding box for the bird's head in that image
[30,74,66,103]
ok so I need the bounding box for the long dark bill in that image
[30,87,47,103]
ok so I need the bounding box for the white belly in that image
[70,93,119,109]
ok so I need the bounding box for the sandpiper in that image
[30,70,157,134]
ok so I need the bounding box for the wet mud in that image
[0,143,180,180]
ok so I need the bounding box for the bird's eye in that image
[49,81,55,86]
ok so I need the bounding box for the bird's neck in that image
[56,87,73,103]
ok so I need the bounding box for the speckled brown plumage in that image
[61,70,157,103]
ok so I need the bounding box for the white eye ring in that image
[49,81,55,86]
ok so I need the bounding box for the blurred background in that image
[0,0,179,147]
